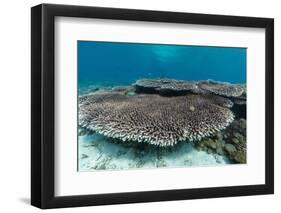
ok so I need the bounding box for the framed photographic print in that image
[31,3,274,209]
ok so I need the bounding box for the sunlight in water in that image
[152,46,180,62]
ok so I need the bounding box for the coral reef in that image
[79,92,234,147]
[78,79,247,167]
[134,79,246,119]
[198,80,244,97]
[134,79,245,98]
[134,79,198,96]
[194,118,246,163]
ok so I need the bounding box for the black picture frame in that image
[31,3,274,209]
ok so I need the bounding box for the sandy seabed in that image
[78,133,230,172]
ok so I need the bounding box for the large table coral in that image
[134,79,245,98]
[79,92,234,147]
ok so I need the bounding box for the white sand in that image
[78,133,230,172]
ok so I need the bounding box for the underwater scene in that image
[78,41,246,172]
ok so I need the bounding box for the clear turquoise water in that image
[78,41,246,91]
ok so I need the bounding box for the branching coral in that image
[134,79,244,98]
[134,79,198,96]
[79,92,234,147]
[198,81,244,97]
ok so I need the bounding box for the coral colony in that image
[79,79,246,148]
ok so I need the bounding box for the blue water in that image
[78,41,246,90]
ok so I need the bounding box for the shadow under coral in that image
[78,131,232,172]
